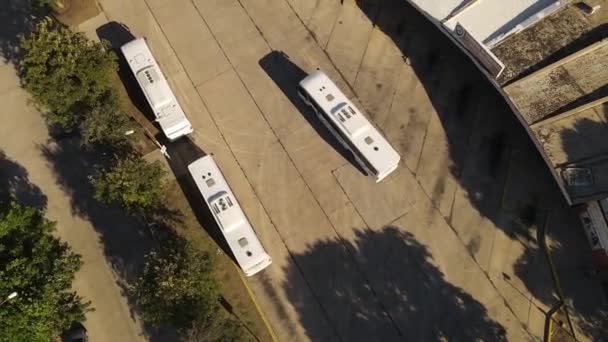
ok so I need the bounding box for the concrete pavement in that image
[291,0,606,340]
[0,60,147,340]
[91,0,546,340]
[3,0,602,340]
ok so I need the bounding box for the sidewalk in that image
[0,57,146,341]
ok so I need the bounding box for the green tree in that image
[180,315,244,342]
[19,17,117,130]
[132,240,244,341]
[133,241,218,328]
[80,92,135,151]
[32,0,64,10]
[0,203,89,341]
[32,0,53,9]
[92,156,166,215]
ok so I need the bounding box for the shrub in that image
[179,314,244,342]
[80,92,135,151]
[19,17,117,130]
[0,203,89,340]
[92,156,166,215]
[134,240,218,328]
[133,239,245,341]
[32,0,53,10]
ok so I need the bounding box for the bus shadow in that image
[258,50,366,176]
[97,21,240,273]
[96,21,136,49]
[164,138,236,264]
[96,21,166,143]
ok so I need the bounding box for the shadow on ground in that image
[0,150,47,209]
[284,226,508,341]
[163,137,236,261]
[95,21,150,117]
[0,4,238,341]
[539,117,608,339]
[258,50,366,175]
[39,137,175,342]
[95,21,169,143]
[0,0,45,66]
[354,0,607,339]
[95,21,234,260]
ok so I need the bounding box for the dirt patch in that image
[110,74,158,154]
[551,308,578,342]
[105,75,158,156]
[54,0,100,27]
[129,130,156,155]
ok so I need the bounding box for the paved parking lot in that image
[88,0,552,340]
[2,0,605,340]
[76,0,608,341]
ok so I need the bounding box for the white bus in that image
[298,71,400,182]
[188,155,272,276]
[121,38,193,141]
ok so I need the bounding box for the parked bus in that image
[120,38,193,141]
[188,155,272,276]
[578,199,608,269]
[298,71,400,182]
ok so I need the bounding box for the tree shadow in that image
[284,226,508,341]
[0,150,47,209]
[354,0,607,339]
[258,50,366,175]
[530,115,608,340]
[38,137,174,342]
[513,205,608,341]
[0,0,46,66]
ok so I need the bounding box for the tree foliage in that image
[179,314,244,342]
[92,156,166,215]
[32,0,67,11]
[133,241,218,328]
[32,0,54,10]
[132,240,244,341]
[0,203,89,341]
[19,17,117,130]
[80,92,134,151]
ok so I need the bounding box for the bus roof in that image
[120,38,192,141]
[188,155,271,276]
[299,71,400,179]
